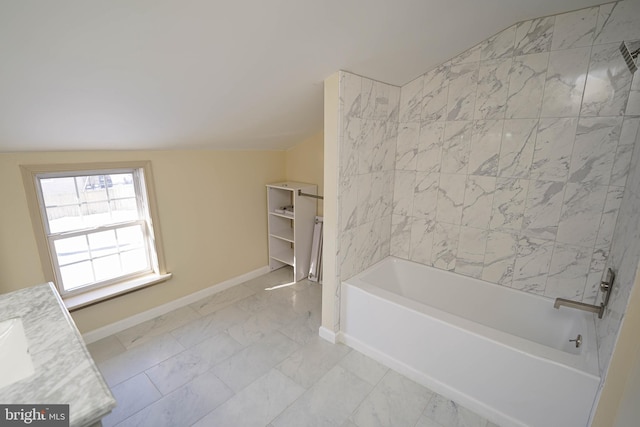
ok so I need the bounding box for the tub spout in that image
[553,268,615,319]
[553,298,604,318]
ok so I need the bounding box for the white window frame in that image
[21,161,171,309]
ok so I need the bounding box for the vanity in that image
[0,283,115,426]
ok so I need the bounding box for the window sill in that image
[64,273,172,311]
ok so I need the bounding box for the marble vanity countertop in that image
[0,283,115,426]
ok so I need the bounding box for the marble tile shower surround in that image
[387,0,640,307]
[336,72,399,332]
[596,111,640,375]
[333,1,639,361]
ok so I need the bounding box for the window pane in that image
[110,199,138,222]
[80,174,113,191]
[40,177,77,206]
[78,176,108,203]
[121,249,148,274]
[81,202,111,228]
[60,261,94,291]
[93,255,121,282]
[42,174,141,232]
[109,173,136,198]
[47,205,82,233]
[88,230,117,258]
[54,236,89,266]
[35,166,160,295]
[116,225,145,251]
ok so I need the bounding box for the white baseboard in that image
[82,266,270,344]
[318,326,338,343]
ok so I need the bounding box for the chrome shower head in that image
[620,40,640,74]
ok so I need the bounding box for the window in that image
[21,161,170,308]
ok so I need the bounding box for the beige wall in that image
[285,131,324,216]
[0,150,286,332]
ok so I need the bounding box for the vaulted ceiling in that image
[0,0,604,152]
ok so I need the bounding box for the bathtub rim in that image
[342,256,600,379]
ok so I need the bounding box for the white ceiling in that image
[0,0,604,152]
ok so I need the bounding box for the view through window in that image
[36,169,156,295]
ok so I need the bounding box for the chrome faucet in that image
[553,268,615,319]
[553,298,604,317]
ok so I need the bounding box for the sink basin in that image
[0,318,35,389]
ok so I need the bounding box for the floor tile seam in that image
[267,348,359,427]
[199,367,307,427]
[262,377,307,427]
[102,338,188,389]
[189,357,245,396]
[141,351,204,396]
[120,366,237,427]
[169,316,250,350]
[193,286,264,315]
[412,391,439,427]
[121,327,189,351]
[140,370,164,399]
[114,306,208,350]
[193,299,241,317]
[344,369,386,426]
[104,373,164,426]
[346,364,436,427]
[412,395,444,427]
[272,345,351,391]
[273,362,309,391]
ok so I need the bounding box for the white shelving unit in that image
[267,181,317,281]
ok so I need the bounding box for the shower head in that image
[620,40,640,74]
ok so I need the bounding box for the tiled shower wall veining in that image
[597,114,640,373]
[337,74,399,281]
[389,0,640,304]
[333,1,640,362]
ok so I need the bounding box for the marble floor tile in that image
[188,284,256,316]
[115,306,201,350]
[339,350,389,386]
[86,335,127,364]
[144,349,211,395]
[414,414,446,427]
[212,331,300,392]
[422,394,490,427]
[191,369,305,427]
[276,337,351,389]
[350,370,433,427]
[98,333,185,387]
[188,331,245,367]
[94,268,493,427]
[271,365,373,427]
[114,371,232,427]
[279,310,322,346]
[170,304,250,348]
[101,373,161,427]
[226,300,300,346]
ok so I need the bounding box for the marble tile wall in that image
[390,0,640,306]
[596,105,640,375]
[337,72,399,281]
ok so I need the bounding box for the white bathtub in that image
[340,257,600,427]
